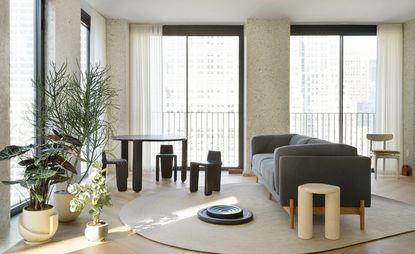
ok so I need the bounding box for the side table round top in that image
[299,183,340,194]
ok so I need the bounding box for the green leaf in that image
[18,158,35,166]
[31,169,57,179]
[1,179,25,185]
[0,145,32,160]
[46,155,77,174]
[50,175,70,185]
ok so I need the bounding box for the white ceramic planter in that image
[18,206,59,244]
[54,190,81,222]
[84,221,109,241]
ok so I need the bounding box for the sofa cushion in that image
[259,158,277,194]
[289,134,313,145]
[307,138,331,144]
[252,153,274,176]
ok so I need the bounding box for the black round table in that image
[112,135,188,192]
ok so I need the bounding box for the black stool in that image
[102,152,128,191]
[190,151,222,196]
[156,145,177,182]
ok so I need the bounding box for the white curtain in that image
[130,24,163,171]
[90,9,106,66]
[375,24,403,172]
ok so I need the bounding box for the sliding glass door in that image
[162,26,243,168]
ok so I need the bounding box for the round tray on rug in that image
[206,205,244,219]
[198,205,253,225]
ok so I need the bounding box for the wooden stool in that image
[190,151,222,196]
[298,183,340,240]
[156,145,177,182]
[102,152,128,191]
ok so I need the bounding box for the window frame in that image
[162,25,244,170]
[290,25,377,144]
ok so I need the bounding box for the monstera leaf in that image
[0,145,32,160]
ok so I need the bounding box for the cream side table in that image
[298,183,340,240]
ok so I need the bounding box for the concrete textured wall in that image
[244,18,290,174]
[46,0,80,72]
[0,0,10,230]
[106,20,130,155]
[403,19,415,172]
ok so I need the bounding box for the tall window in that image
[162,26,244,168]
[79,10,90,174]
[290,26,377,155]
[9,0,42,211]
[80,9,90,74]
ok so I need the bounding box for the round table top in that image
[112,135,187,142]
[298,183,340,194]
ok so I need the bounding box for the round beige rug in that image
[119,183,415,254]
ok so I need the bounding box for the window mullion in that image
[339,36,344,144]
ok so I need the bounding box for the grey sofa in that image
[251,134,371,228]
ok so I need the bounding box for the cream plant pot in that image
[84,221,108,241]
[54,190,81,222]
[18,206,59,244]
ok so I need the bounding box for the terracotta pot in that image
[18,206,59,244]
[54,190,81,222]
[84,221,108,241]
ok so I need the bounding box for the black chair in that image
[102,152,128,191]
[156,145,177,182]
[190,151,222,195]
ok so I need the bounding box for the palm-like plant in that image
[37,63,117,183]
[0,134,81,210]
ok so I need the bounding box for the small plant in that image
[68,163,112,225]
[0,134,80,211]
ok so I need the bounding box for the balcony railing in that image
[290,112,375,156]
[163,111,240,168]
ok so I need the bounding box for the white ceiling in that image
[86,0,415,24]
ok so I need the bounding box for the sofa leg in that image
[268,192,272,200]
[289,199,295,229]
[255,176,258,183]
[359,200,365,230]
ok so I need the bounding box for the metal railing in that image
[163,111,240,168]
[290,112,375,156]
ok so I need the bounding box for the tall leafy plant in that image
[0,135,80,210]
[37,63,117,184]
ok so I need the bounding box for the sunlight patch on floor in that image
[133,196,239,232]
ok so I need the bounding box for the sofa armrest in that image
[251,134,293,156]
[278,155,371,208]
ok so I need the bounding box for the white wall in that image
[46,0,80,72]
[244,18,290,174]
[403,19,415,172]
[106,20,130,155]
[0,0,10,230]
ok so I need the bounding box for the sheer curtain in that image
[130,24,163,171]
[90,9,106,66]
[375,24,403,172]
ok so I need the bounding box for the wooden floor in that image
[2,171,415,254]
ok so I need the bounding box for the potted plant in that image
[36,63,117,222]
[0,136,79,244]
[68,163,112,241]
